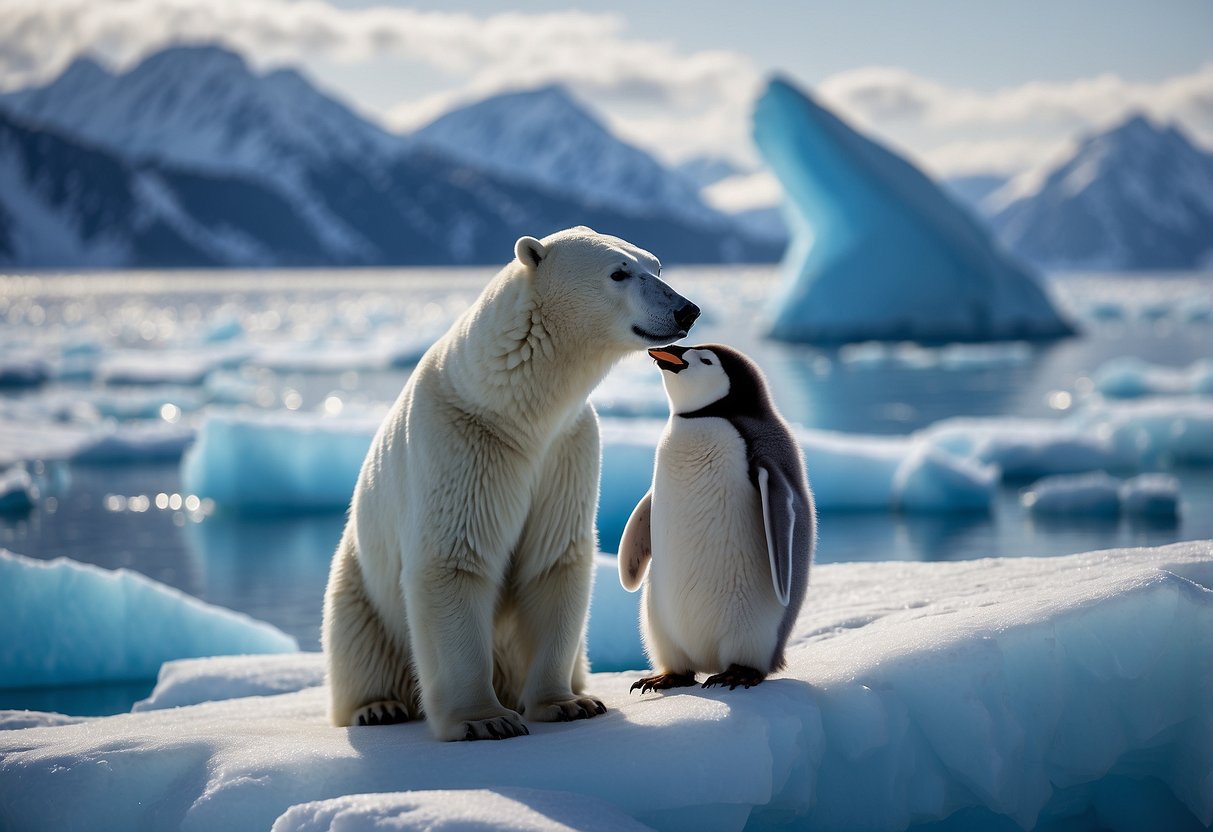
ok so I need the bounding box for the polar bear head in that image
[513,227,700,351]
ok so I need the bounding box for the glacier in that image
[751,77,1075,344]
[1,541,1209,831]
[0,550,297,688]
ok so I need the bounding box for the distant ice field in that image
[0,267,1210,712]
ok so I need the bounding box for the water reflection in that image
[184,511,344,650]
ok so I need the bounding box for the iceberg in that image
[183,399,1212,534]
[752,77,1075,344]
[1,541,1209,831]
[184,412,997,525]
[0,550,297,688]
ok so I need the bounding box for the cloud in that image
[817,63,1213,136]
[0,0,632,88]
[0,0,761,163]
[4,0,1209,177]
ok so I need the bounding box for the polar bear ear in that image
[514,236,546,270]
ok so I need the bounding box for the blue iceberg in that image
[0,550,297,688]
[753,77,1075,343]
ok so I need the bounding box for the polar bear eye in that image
[610,270,630,282]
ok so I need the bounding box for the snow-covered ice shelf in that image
[1,541,1210,831]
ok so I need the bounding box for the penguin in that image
[619,343,815,692]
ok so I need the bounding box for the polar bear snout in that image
[675,302,701,332]
[630,277,701,345]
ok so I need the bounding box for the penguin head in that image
[647,344,732,414]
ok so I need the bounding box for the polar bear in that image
[323,227,700,741]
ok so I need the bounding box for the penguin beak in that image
[648,345,689,373]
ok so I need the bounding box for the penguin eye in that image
[703,358,713,366]
[610,270,630,282]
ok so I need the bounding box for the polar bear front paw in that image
[458,711,529,741]
[526,695,607,723]
[352,700,412,726]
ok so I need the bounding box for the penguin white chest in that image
[647,417,784,672]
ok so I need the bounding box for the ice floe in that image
[1,541,1209,831]
[0,549,297,688]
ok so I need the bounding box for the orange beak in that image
[647,348,687,367]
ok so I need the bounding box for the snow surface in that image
[1,541,1210,831]
[411,85,720,227]
[752,77,1074,343]
[0,549,297,688]
[1021,472,1181,518]
[1094,357,1213,398]
[273,789,656,832]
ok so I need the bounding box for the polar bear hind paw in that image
[353,700,412,726]
[526,696,607,722]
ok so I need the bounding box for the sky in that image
[1,0,1210,194]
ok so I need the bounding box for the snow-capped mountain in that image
[0,46,781,268]
[410,85,724,227]
[986,116,1213,270]
[1,46,402,180]
[0,111,336,268]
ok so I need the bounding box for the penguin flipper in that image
[619,491,653,592]
[757,466,799,606]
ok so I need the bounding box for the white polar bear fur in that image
[323,226,694,741]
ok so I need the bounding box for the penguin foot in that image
[630,671,697,695]
[702,665,765,690]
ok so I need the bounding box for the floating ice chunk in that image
[752,76,1074,343]
[1022,472,1181,518]
[0,466,37,513]
[183,410,379,512]
[2,542,1210,831]
[134,653,326,712]
[1094,356,1213,398]
[1071,397,1213,467]
[0,355,50,387]
[0,550,297,688]
[1119,473,1181,518]
[1021,472,1124,516]
[96,346,250,385]
[839,341,1033,371]
[70,422,197,464]
[273,789,657,832]
[923,417,1125,480]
